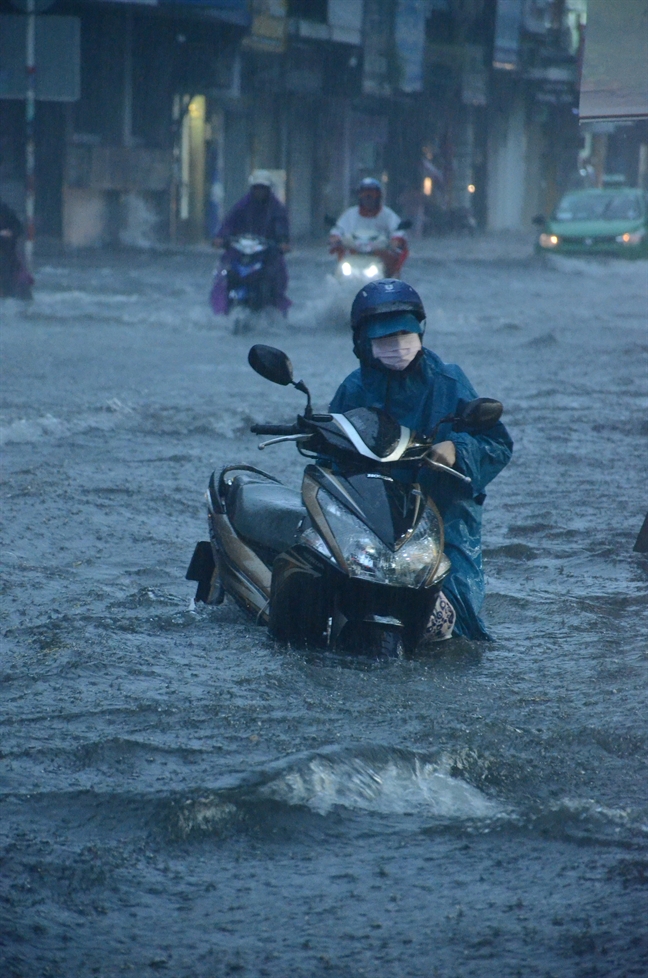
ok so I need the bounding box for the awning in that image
[86,0,250,27]
[579,0,648,122]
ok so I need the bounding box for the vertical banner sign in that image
[362,0,392,96]
[493,0,523,70]
[462,45,487,105]
[395,0,427,93]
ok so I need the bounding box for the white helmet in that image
[248,169,273,188]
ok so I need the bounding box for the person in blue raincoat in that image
[329,279,513,640]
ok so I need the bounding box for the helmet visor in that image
[364,312,423,339]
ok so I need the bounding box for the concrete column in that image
[223,110,249,213]
[251,96,279,169]
[122,7,133,149]
[287,102,314,239]
[591,133,608,187]
[451,107,474,210]
[486,90,526,230]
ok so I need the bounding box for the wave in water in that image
[256,745,503,818]
[170,746,506,839]
[0,399,133,446]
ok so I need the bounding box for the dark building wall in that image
[72,5,124,143]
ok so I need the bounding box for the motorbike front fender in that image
[269,545,442,652]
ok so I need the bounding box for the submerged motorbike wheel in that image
[340,623,405,660]
[231,305,253,335]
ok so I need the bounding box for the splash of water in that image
[258,746,504,819]
[289,274,357,332]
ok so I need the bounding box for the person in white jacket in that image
[329,178,409,277]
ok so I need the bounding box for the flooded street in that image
[1,239,647,977]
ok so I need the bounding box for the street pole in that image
[25,0,36,272]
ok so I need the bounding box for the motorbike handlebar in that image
[250,423,299,436]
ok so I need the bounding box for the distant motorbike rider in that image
[329,279,513,640]
[0,200,33,300]
[210,170,291,316]
[329,178,409,278]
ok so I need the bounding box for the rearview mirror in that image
[453,397,503,433]
[532,214,546,227]
[248,345,294,386]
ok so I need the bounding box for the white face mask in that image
[371,332,422,371]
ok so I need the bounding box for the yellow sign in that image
[242,0,287,54]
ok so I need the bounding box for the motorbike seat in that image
[227,477,306,556]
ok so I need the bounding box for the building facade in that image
[2,0,644,248]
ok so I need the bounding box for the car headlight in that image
[341,262,353,276]
[312,490,443,588]
[616,230,645,245]
[539,233,560,248]
[364,264,380,278]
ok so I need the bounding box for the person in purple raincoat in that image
[210,170,291,316]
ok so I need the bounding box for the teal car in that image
[536,188,648,257]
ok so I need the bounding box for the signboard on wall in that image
[242,0,287,53]
[0,15,80,100]
[579,0,648,121]
[492,0,523,70]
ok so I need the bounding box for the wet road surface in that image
[1,239,647,977]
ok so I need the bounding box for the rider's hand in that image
[212,237,224,249]
[430,441,456,468]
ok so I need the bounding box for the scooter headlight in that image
[341,262,353,276]
[316,490,443,588]
[364,264,380,278]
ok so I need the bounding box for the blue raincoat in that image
[329,348,513,640]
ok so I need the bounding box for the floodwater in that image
[1,238,647,977]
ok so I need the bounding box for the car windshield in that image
[554,192,644,222]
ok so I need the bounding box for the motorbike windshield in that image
[344,408,403,459]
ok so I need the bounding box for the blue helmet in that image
[351,279,426,330]
[351,279,426,362]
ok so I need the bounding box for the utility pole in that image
[25,0,36,270]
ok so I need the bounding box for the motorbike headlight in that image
[616,230,645,244]
[301,523,334,560]
[341,262,353,276]
[539,233,560,248]
[317,490,442,588]
[364,264,380,278]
